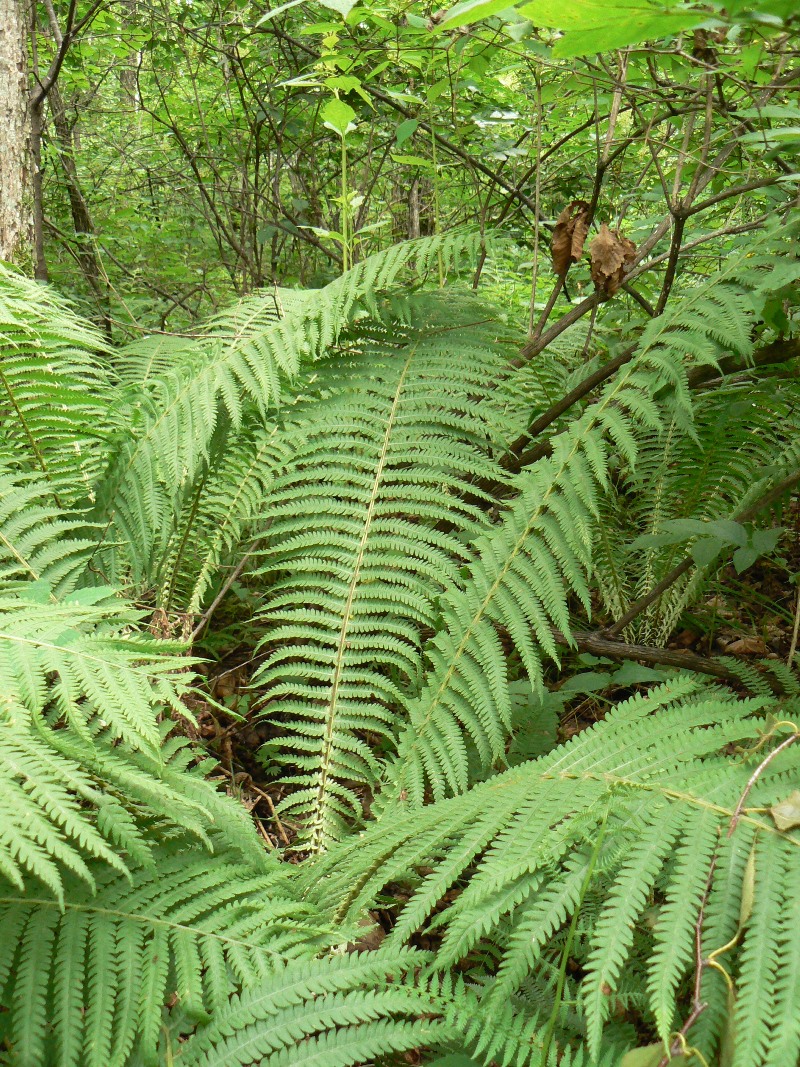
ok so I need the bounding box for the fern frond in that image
[91,233,486,585]
[0,841,324,1067]
[304,681,800,1063]
[0,265,112,500]
[0,465,96,595]
[157,422,287,615]
[381,226,799,807]
[0,590,263,898]
[250,295,512,849]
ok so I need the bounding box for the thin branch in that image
[606,469,800,637]
[561,630,784,693]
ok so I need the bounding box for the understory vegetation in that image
[1,0,800,1064]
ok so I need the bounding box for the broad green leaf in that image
[516,0,708,56]
[621,1043,681,1066]
[690,537,725,568]
[322,97,357,136]
[395,118,419,146]
[325,75,371,105]
[318,0,358,16]
[732,546,759,573]
[439,0,518,30]
[391,153,435,168]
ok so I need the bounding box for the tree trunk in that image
[0,0,33,266]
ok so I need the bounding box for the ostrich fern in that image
[0,222,798,1066]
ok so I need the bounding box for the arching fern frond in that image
[304,679,800,1067]
[91,233,486,585]
[178,946,620,1067]
[0,265,112,501]
[250,294,514,849]
[0,465,97,595]
[380,226,797,807]
[156,421,288,617]
[0,590,264,899]
[0,840,326,1067]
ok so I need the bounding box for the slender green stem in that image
[341,135,349,273]
[540,808,608,1064]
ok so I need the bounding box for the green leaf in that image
[322,97,357,136]
[732,546,759,573]
[691,537,725,568]
[750,527,784,554]
[516,0,708,57]
[611,661,666,685]
[707,520,748,547]
[621,1044,671,1067]
[325,74,371,104]
[318,0,358,16]
[395,118,419,146]
[439,0,518,30]
[391,153,435,168]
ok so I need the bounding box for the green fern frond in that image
[0,266,112,500]
[0,590,265,898]
[157,422,287,616]
[380,226,799,808]
[0,465,97,594]
[250,295,512,849]
[0,841,324,1067]
[304,680,800,1063]
[0,593,185,753]
[91,233,486,585]
[178,947,612,1067]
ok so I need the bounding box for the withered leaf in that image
[551,199,590,276]
[770,789,800,832]
[723,636,768,656]
[589,223,637,296]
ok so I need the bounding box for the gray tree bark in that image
[0,0,33,266]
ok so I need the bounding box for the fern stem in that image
[0,362,61,507]
[540,809,608,1065]
[309,341,418,852]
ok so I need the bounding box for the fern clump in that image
[1,210,799,1067]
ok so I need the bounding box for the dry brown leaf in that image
[551,199,590,276]
[770,789,800,831]
[723,636,768,656]
[589,223,637,296]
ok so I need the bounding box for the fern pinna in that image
[0,219,799,1066]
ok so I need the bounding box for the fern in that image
[0,266,112,500]
[1,215,798,1067]
[249,294,513,849]
[90,232,487,586]
[0,840,327,1067]
[304,680,800,1064]
[0,465,97,594]
[379,226,799,808]
[0,589,265,899]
